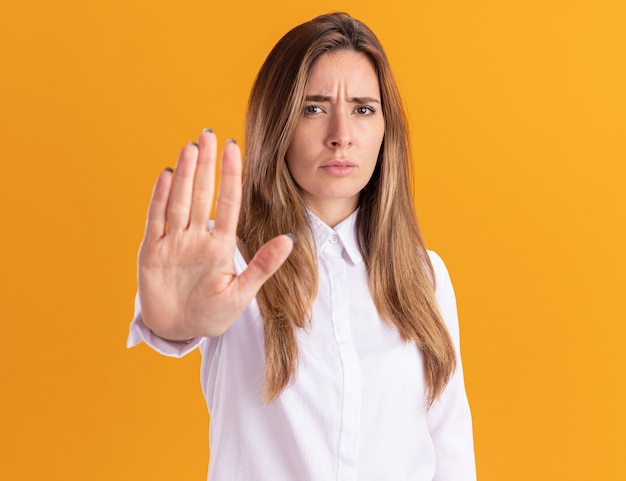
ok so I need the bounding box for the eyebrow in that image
[304,94,381,104]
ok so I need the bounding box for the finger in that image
[189,129,217,229]
[235,234,295,298]
[167,142,199,232]
[143,168,173,244]
[213,139,242,237]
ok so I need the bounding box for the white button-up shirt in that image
[127,211,476,480]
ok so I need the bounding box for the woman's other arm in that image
[427,251,477,481]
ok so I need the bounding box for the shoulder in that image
[427,250,460,341]
[427,250,452,288]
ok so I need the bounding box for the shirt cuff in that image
[126,294,203,358]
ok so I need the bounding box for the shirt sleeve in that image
[426,251,477,481]
[126,292,203,357]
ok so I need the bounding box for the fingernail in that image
[202,128,214,133]
[286,233,297,244]
[164,167,174,173]
[188,141,199,148]
[226,138,237,144]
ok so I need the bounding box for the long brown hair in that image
[238,12,456,405]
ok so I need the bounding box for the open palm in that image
[137,130,294,341]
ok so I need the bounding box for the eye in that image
[303,105,324,115]
[355,105,376,115]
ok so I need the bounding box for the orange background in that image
[1,0,625,479]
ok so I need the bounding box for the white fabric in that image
[127,211,476,480]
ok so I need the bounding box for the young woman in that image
[128,12,476,481]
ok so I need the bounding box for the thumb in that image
[236,234,296,298]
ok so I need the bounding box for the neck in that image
[305,199,358,228]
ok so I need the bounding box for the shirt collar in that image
[307,209,364,265]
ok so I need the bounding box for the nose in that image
[326,111,352,148]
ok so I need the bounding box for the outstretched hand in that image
[137,129,294,341]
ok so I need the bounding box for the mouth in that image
[320,159,357,168]
[319,160,357,176]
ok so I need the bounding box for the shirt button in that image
[329,234,339,244]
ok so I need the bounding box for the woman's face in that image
[285,50,385,225]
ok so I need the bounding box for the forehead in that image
[306,50,380,94]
